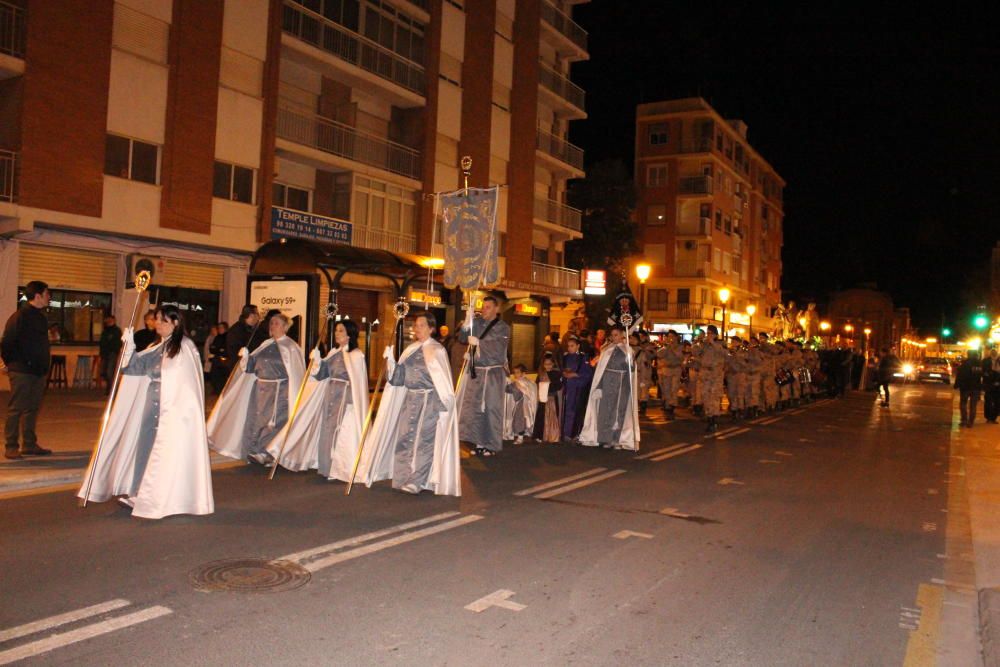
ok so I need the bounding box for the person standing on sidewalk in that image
[877,347,900,408]
[981,347,999,424]
[98,315,122,396]
[954,350,983,428]
[1,281,52,459]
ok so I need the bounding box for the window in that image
[273,182,312,212]
[677,288,690,304]
[646,164,668,187]
[701,163,712,176]
[352,175,417,236]
[151,286,220,345]
[646,204,666,225]
[363,0,425,65]
[648,123,669,145]
[647,289,668,311]
[532,246,549,264]
[699,203,711,218]
[213,162,256,204]
[104,134,159,184]
[20,287,112,345]
[713,247,721,271]
[714,211,722,231]
[724,216,731,235]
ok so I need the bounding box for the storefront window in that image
[18,288,112,345]
[151,286,220,348]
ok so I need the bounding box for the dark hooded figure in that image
[607,283,644,332]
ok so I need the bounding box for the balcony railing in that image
[282,1,426,97]
[536,128,584,171]
[353,223,416,254]
[676,217,711,237]
[277,106,422,180]
[534,197,582,232]
[0,149,16,203]
[673,260,712,278]
[678,138,713,154]
[540,0,587,52]
[531,262,581,291]
[0,1,25,58]
[679,176,713,195]
[537,61,585,111]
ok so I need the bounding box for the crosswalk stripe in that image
[0,599,132,645]
[513,468,608,496]
[717,428,751,441]
[651,444,703,462]
[636,443,690,460]
[534,469,627,499]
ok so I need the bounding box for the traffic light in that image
[941,327,952,337]
[973,313,990,330]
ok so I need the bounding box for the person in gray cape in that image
[457,296,510,457]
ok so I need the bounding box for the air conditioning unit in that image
[128,255,166,285]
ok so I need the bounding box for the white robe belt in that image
[258,377,287,428]
[474,364,505,411]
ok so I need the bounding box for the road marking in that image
[927,489,938,495]
[465,589,526,613]
[534,469,627,499]
[758,417,782,425]
[758,459,781,464]
[774,451,794,457]
[708,426,742,439]
[902,583,943,666]
[717,477,745,486]
[717,428,750,441]
[0,606,172,666]
[923,522,937,532]
[513,468,608,496]
[613,530,653,540]
[650,444,702,462]
[747,417,770,424]
[0,599,132,644]
[288,515,484,573]
[786,409,805,415]
[659,507,690,518]
[636,444,689,460]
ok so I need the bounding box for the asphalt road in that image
[0,386,962,666]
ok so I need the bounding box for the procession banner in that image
[439,187,500,290]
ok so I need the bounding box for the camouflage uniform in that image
[655,342,684,410]
[694,338,727,418]
[760,343,780,410]
[725,344,748,413]
[746,344,763,412]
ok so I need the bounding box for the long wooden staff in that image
[268,307,336,480]
[80,270,151,507]
[345,299,408,495]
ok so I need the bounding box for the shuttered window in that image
[19,245,118,292]
[220,47,264,97]
[112,3,169,64]
[160,260,225,291]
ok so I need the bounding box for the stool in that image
[74,355,95,389]
[48,355,67,388]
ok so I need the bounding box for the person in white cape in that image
[579,324,640,450]
[357,310,460,495]
[503,364,537,444]
[77,305,214,519]
[207,313,305,464]
[265,319,368,481]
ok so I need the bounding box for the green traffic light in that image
[974,314,989,330]
[942,328,951,337]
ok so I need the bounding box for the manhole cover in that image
[189,558,311,593]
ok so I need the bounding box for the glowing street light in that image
[635,263,651,328]
[819,321,831,332]
[746,304,756,337]
[718,288,730,341]
[844,323,854,334]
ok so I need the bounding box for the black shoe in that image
[4,448,22,459]
[21,446,51,456]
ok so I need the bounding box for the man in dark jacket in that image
[1,281,53,458]
[955,350,984,428]
[132,310,158,351]
[98,315,122,396]
[876,348,900,407]
[224,305,264,376]
[982,348,999,424]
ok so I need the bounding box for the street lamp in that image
[746,304,756,338]
[635,263,651,329]
[820,321,831,332]
[718,288,730,341]
[863,327,872,357]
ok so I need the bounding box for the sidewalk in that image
[0,388,232,497]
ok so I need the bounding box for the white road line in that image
[717,428,751,441]
[613,530,653,540]
[709,426,741,439]
[464,590,526,613]
[759,417,783,425]
[534,469,627,499]
[0,606,172,666]
[650,444,702,462]
[298,515,485,573]
[659,507,691,518]
[513,468,608,496]
[278,512,462,564]
[747,417,770,424]
[0,599,132,644]
[635,444,689,460]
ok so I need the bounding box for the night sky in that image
[568,2,999,331]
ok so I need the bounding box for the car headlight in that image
[902,363,914,375]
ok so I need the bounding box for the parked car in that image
[917,357,952,384]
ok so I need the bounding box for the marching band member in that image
[579,325,640,450]
[655,330,684,420]
[630,332,654,417]
[78,305,214,519]
[503,364,537,444]
[758,333,780,412]
[359,311,460,496]
[208,313,305,465]
[694,325,727,432]
[265,320,368,482]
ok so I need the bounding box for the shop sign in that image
[515,302,540,316]
[728,312,750,326]
[249,278,310,350]
[409,290,443,305]
[271,206,352,245]
[583,270,606,295]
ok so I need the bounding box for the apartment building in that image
[633,97,785,338]
[0,0,588,377]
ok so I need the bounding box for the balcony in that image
[277,106,422,181]
[536,128,584,175]
[281,1,426,99]
[353,222,416,254]
[0,149,15,203]
[673,260,712,278]
[534,197,582,234]
[531,261,581,292]
[537,61,585,119]
[677,138,713,154]
[676,217,711,238]
[540,0,588,60]
[0,1,24,59]
[679,176,713,195]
